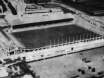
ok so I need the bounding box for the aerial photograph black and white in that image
[0,0,104,78]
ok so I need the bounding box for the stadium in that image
[3,3,101,50]
[0,0,104,60]
[1,1,104,78]
[0,0,104,62]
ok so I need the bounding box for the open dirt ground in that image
[29,47,104,78]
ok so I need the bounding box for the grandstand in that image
[12,18,73,30]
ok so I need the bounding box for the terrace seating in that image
[18,36,104,53]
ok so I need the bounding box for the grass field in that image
[12,24,99,49]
